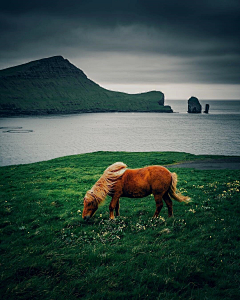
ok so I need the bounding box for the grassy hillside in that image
[1,151,240,299]
[0,56,172,116]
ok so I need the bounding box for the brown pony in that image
[82,162,190,220]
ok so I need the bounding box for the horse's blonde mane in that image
[85,162,127,205]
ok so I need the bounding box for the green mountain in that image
[0,56,172,116]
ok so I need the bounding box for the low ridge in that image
[0,56,172,116]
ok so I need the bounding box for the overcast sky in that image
[0,0,240,99]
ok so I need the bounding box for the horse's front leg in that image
[115,200,120,217]
[109,194,121,220]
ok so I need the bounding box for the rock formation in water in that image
[204,104,210,113]
[188,96,202,113]
[0,56,172,116]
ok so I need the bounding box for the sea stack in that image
[204,104,210,113]
[188,96,202,113]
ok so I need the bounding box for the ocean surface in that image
[0,100,240,166]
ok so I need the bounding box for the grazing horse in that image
[82,162,190,220]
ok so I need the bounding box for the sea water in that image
[0,100,239,166]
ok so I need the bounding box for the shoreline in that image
[1,153,240,169]
[0,108,173,118]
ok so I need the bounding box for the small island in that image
[188,96,202,113]
[0,56,173,116]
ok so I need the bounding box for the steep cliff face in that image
[0,56,171,116]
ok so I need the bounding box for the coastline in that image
[1,151,240,169]
[0,106,173,117]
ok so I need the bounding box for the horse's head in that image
[82,191,98,221]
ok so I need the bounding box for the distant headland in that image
[0,56,173,116]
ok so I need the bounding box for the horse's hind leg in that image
[153,193,164,218]
[163,193,173,217]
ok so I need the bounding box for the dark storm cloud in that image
[0,0,240,84]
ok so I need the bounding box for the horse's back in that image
[147,165,172,178]
[123,165,171,183]
[119,165,172,197]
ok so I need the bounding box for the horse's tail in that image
[168,172,191,203]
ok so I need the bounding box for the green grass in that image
[1,151,240,299]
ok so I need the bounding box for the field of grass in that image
[1,151,240,299]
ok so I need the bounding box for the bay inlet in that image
[0,100,239,166]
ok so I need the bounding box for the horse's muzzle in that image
[84,216,90,221]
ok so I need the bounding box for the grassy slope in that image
[0,57,171,115]
[1,151,240,299]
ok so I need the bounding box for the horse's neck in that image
[91,176,109,204]
[91,168,126,203]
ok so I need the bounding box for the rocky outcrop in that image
[204,104,210,114]
[188,96,202,113]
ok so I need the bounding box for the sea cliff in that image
[0,56,172,116]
